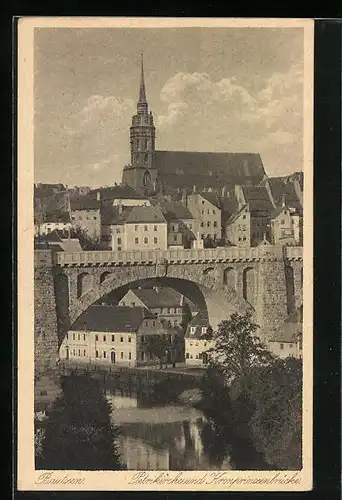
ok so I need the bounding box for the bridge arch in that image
[223,267,236,289]
[67,266,254,333]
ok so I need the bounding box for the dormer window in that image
[190,326,196,335]
[201,327,207,335]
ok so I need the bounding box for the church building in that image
[122,55,267,197]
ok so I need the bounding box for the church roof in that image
[153,150,266,193]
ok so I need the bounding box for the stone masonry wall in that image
[34,250,59,378]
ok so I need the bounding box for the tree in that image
[37,373,124,470]
[212,311,275,384]
[145,335,170,369]
[70,227,101,250]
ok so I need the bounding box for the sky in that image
[34,27,304,187]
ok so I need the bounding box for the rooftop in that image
[125,205,166,224]
[157,201,194,221]
[70,193,101,211]
[154,151,266,193]
[89,184,147,201]
[71,305,145,333]
[129,287,184,308]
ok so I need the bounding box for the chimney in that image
[193,185,197,193]
[281,194,286,208]
[180,294,185,306]
[118,200,123,215]
[154,286,159,293]
[96,191,101,201]
[221,186,226,197]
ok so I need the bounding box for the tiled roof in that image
[220,193,239,219]
[44,210,71,223]
[71,305,145,333]
[158,201,194,220]
[125,205,166,224]
[199,192,222,209]
[242,186,274,213]
[185,314,211,338]
[154,151,266,192]
[130,287,183,308]
[70,193,100,211]
[89,184,147,201]
[100,202,133,225]
[264,177,302,210]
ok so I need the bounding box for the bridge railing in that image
[54,245,302,266]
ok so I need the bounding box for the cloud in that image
[155,64,303,175]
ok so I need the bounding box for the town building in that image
[42,229,82,252]
[118,287,190,329]
[109,205,167,251]
[184,315,214,366]
[37,211,72,236]
[156,201,195,249]
[121,55,266,197]
[69,193,101,240]
[268,306,303,359]
[89,184,150,207]
[186,192,222,243]
[270,203,303,246]
[225,185,274,246]
[59,305,184,366]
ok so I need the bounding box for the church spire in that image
[137,53,148,114]
[139,52,147,103]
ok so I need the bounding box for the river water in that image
[105,386,233,470]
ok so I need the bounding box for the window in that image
[174,320,178,326]
[189,224,192,230]
[214,221,217,227]
[120,352,124,359]
[93,216,97,220]
[66,333,68,340]
[129,352,132,360]
[213,210,216,215]
[141,335,145,343]
[86,216,90,220]
[202,200,205,204]
[173,235,177,242]
[71,216,75,220]
[144,237,148,244]
[135,225,138,231]
[281,219,285,225]
[190,355,193,359]
[154,237,158,244]
[78,334,80,340]
[95,334,98,341]
[103,351,106,359]
[201,210,204,214]
[190,326,196,335]
[120,337,124,342]
[238,237,242,241]
[171,225,175,231]
[78,349,81,356]
[131,302,135,307]
[128,337,131,343]
[200,222,204,227]
[117,238,121,244]
[243,237,246,241]
[103,335,106,342]
[83,350,86,356]
[196,355,199,359]
[154,225,158,231]
[79,216,82,220]
[280,343,284,350]
[289,343,293,348]
[116,228,120,233]
[201,234,205,239]
[201,327,207,334]
[207,209,210,214]
[96,350,99,358]
[152,321,156,327]
[118,246,121,251]
[141,352,145,361]
[144,225,148,231]
[112,335,115,342]
[83,334,86,341]
[73,349,76,356]
[186,353,189,359]
[207,221,211,227]
[243,214,246,219]
[73,333,75,340]
[135,237,139,244]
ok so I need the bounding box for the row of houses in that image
[34,173,303,249]
[59,284,303,368]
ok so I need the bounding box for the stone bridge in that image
[34,245,303,375]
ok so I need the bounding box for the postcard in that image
[17,16,313,491]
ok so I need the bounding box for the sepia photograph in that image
[17,17,313,491]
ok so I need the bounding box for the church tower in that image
[122,54,158,194]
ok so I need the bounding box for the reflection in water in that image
[106,388,233,471]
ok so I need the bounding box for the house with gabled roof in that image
[186,192,222,244]
[185,314,214,366]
